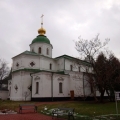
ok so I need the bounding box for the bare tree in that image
[75,34,110,101]
[23,91,30,101]
[0,59,10,88]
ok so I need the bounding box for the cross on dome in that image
[38,14,46,35]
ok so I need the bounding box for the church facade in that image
[8,22,92,101]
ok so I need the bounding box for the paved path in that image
[0,111,64,120]
[0,102,68,120]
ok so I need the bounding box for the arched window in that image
[36,82,39,94]
[59,82,63,93]
[70,65,73,71]
[50,63,52,70]
[47,48,49,55]
[38,47,41,54]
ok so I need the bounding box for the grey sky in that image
[0,0,120,67]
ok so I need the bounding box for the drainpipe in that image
[64,58,65,70]
[30,73,33,100]
[83,72,85,98]
[51,72,53,101]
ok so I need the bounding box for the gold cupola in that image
[38,14,46,35]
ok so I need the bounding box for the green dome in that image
[32,35,50,44]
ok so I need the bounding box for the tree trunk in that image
[100,90,105,102]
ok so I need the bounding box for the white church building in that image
[8,20,92,101]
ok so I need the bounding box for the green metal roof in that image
[12,68,68,75]
[55,54,91,66]
[12,68,40,73]
[12,50,53,59]
[22,51,39,56]
[32,35,50,44]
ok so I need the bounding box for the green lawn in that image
[0,100,35,111]
[0,100,120,116]
[37,101,120,116]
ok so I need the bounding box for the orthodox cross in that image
[41,14,44,27]
[30,62,35,67]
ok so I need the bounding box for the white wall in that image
[0,91,8,100]
[30,42,53,58]
[32,72,51,98]
[10,71,31,101]
[55,58,64,71]
[40,57,57,71]
[53,74,70,97]
[32,72,70,98]
[12,54,57,71]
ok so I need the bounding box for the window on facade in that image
[79,67,80,72]
[50,63,52,70]
[16,63,19,67]
[36,82,39,94]
[47,48,49,55]
[38,47,41,54]
[86,67,89,72]
[59,82,63,93]
[30,62,35,67]
[70,65,73,71]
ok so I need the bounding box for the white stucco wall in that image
[10,71,31,101]
[30,42,53,58]
[39,57,56,71]
[0,91,8,100]
[55,58,64,71]
[12,54,57,72]
[32,72,70,98]
[32,72,51,98]
[53,74,70,97]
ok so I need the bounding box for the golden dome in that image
[38,27,46,35]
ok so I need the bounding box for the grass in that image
[37,101,120,116]
[0,100,35,111]
[0,100,120,117]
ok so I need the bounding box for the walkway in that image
[0,102,67,120]
[0,111,64,120]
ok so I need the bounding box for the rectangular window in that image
[38,47,41,54]
[47,48,49,55]
[36,82,39,94]
[70,65,73,71]
[59,82,63,93]
[50,64,52,70]
[79,67,80,72]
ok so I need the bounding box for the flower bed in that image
[40,106,120,120]
[0,109,17,115]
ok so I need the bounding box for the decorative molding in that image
[58,77,64,81]
[14,84,18,92]
[34,76,40,80]
[30,61,35,67]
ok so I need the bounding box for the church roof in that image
[12,68,68,75]
[31,35,51,44]
[12,68,40,73]
[55,54,91,66]
[12,51,53,59]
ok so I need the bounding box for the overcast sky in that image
[0,0,120,67]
